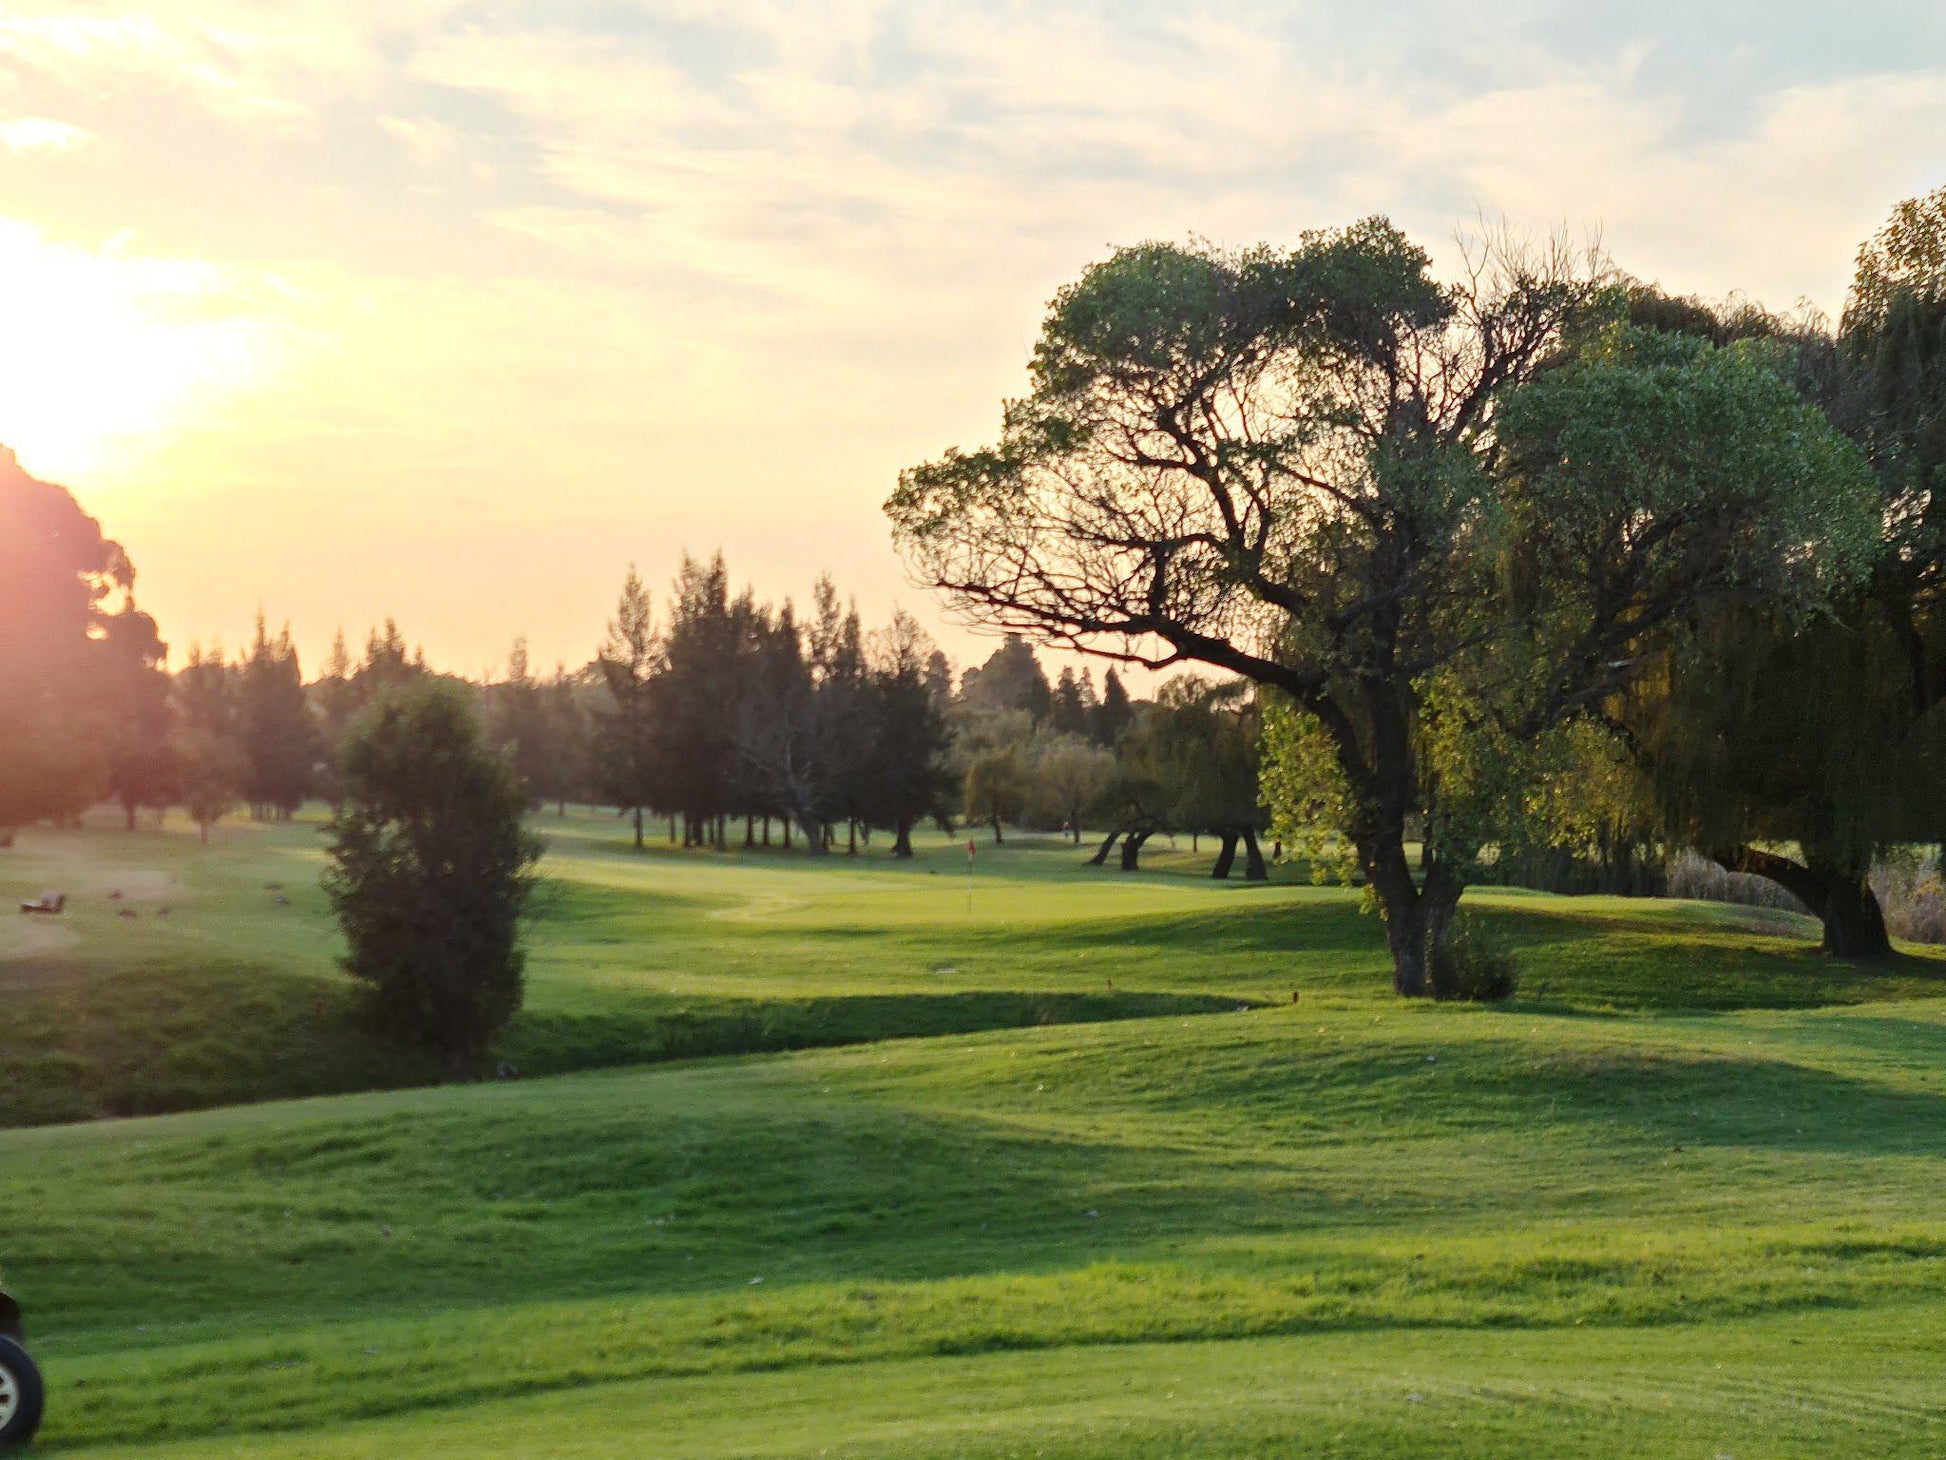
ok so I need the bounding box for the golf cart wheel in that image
[0,1334,43,1446]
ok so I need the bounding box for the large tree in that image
[1617,190,1946,956]
[889,221,1875,996]
[0,448,144,837]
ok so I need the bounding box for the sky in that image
[1,1,1943,680]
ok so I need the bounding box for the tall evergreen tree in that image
[807,576,873,852]
[488,637,554,808]
[1092,669,1134,745]
[866,611,954,856]
[657,553,740,846]
[597,567,661,850]
[104,607,174,830]
[238,614,317,819]
[173,643,243,844]
[534,664,592,814]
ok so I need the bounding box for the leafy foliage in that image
[324,683,541,1063]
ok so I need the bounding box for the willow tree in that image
[1619,188,1946,957]
[888,220,1875,996]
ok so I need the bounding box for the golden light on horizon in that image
[0,220,272,485]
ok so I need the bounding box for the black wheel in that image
[0,1334,43,1446]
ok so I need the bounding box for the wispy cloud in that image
[0,1,1940,672]
[0,115,90,151]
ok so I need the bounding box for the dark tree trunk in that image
[762,816,772,847]
[744,815,754,848]
[633,805,644,851]
[1211,833,1238,879]
[1711,845,1892,958]
[1120,829,1152,872]
[991,815,1004,846]
[893,818,915,858]
[1088,829,1122,866]
[1360,833,1464,998]
[782,818,793,850]
[1242,826,1268,882]
[848,819,858,855]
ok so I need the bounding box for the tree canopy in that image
[892,220,1876,995]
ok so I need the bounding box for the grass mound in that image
[5,812,1946,1455]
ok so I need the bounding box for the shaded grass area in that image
[8,990,1946,1450]
[0,952,1237,1128]
[3,809,1944,1130]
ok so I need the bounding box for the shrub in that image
[1871,849,1946,945]
[1434,915,1519,1002]
[324,683,542,1066]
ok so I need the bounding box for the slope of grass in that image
[6,984,1946,1451]
[6,808,1943,1128]
[7,810,1946,1455]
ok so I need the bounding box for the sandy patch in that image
[0,915,80,961]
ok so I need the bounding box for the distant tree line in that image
[16,184,1946,1004]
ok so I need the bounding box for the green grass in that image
[5,811,1946,1454]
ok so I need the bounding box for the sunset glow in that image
[3,2,1944,671]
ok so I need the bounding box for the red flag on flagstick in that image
[967,839,977,857]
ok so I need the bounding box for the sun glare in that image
[0,221,269,484]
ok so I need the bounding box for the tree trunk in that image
[1211,833,1238,879]
[893,818,915,858]
[1120,829,1152,872]
[848,819,858,855]
[633,805,644,851]
[199,820,210,846]
[1711,845,1892,958]
[1360,832,1464,998]
[762,815,771,848]
[990,815,1004,846]
[782,818,793,850]
[1088,829,1122,866]
[744,815,754,848]
[1241,827,1268,882]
